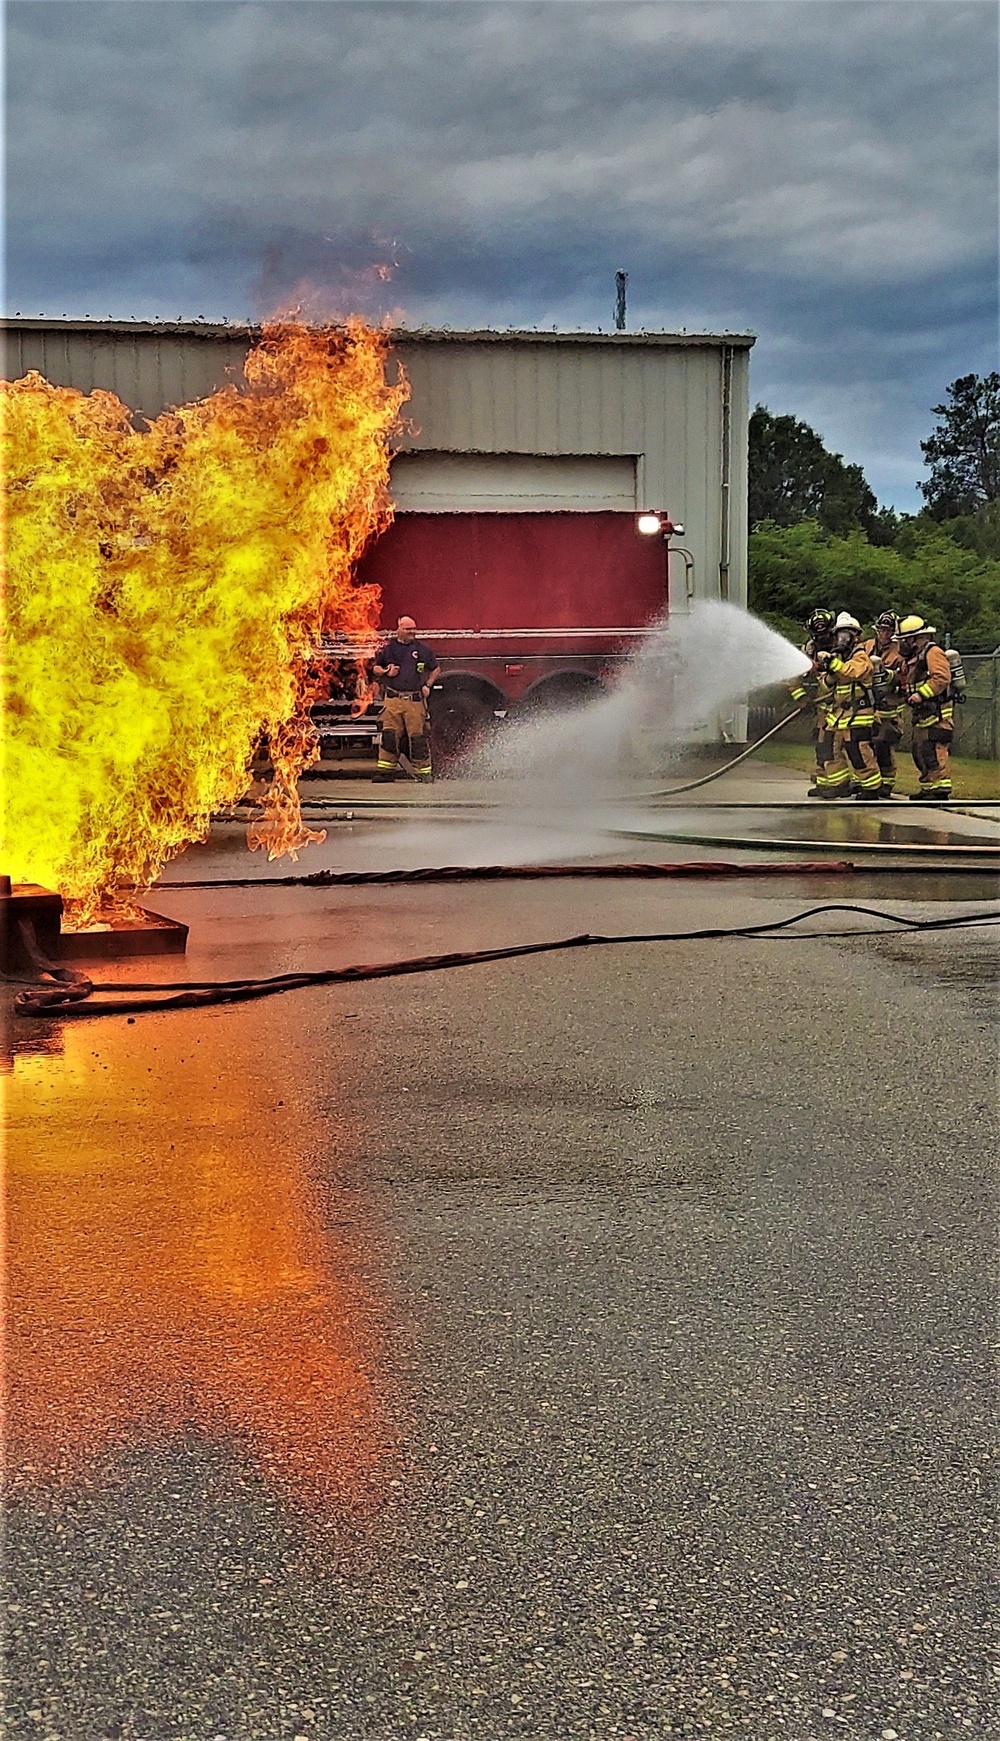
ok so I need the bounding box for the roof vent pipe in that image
[615,271,628,332]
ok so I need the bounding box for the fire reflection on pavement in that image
[4,1020,396,1514]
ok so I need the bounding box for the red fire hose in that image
[152,859,855,890]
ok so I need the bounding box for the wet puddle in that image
[735,807,1000,852]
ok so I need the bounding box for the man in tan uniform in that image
[862,611,906,797]
[372,617,440,782]
[897,616,955,802]
[814,612,883,800]
[788,609,837,797]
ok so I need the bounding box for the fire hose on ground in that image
[9,901,1000,1022]
[153,860,857,891]
[148,844,999,894]
[644,706,807,797]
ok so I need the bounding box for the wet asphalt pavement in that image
[4,802,999,1741]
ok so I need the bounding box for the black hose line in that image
[12,917,93,1003]
[12,903,1000,1021]
[643,707,806,797]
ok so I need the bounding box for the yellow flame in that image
[1,321,406,913]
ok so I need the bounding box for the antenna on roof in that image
[615,270,628,332]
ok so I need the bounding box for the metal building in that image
[1,318,753,604]
[2,319,754,743]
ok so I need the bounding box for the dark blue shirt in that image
[375,638,437,693]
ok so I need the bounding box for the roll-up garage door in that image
[390,452,637,513]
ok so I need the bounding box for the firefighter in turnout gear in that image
[897,616,954,801]
[814,612,883,800]
[789,609,837,797]
[372,616,441,782]
[862,611,906,797]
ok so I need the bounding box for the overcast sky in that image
[6,0,998,509]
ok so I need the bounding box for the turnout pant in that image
[377,694,432,778]
[911,724,952,797]
[810,715,835,792]
[872,717,903,792]
[822,725,882,794]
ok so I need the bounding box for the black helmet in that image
[806,608,835,636]
[808,609,839,644]
[875,611,898,634]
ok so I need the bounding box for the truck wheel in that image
[517,673,602,715]
[431,693,495,773]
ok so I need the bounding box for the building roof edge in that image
[0,317,756,349]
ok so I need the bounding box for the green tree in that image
[938,499,1000,562]
[748,407,881,536]
[919,373,1000,518]
[749,519,1000,650]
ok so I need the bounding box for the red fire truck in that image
[314,509,689,765]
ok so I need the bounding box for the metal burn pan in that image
[57,909,189,961]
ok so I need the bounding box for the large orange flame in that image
[1,321,406,914]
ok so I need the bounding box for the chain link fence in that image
[959,653,1000,760]
[748,651,1000,761]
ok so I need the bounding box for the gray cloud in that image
[6,1,998,506]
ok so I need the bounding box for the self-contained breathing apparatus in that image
[869,655,894,707]
[945,647,968,704]
[897,617,967,709]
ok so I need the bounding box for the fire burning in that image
[1,321,406,915]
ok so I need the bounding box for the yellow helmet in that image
[898,614,929,636]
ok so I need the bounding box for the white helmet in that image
[834,611,861,632]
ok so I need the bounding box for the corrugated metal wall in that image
[396,339,752,608]
[1,323,250,416]
[0,321,753,608]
